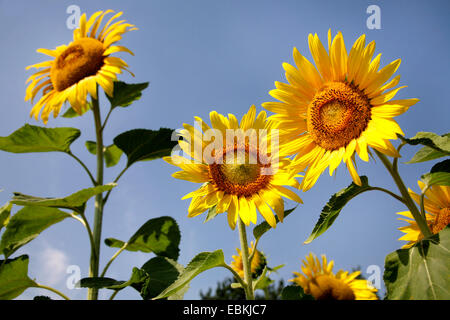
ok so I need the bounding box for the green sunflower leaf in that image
[153,250,225,300]
[79,268,149,291]
[384,226,450,300]
[400,132,450,164]
[78,277,122,289]
[0,255,37,300]
[267,264,285,273]
[106,81,149,109]
[253,274,274,291]
[252,266,271,291]
[109,267,149,290]
[430,159,450,174]
[138,256,185,300]
[113,128,178,167]
[104,145,123,168]
[104,216,181,260]
[0,124,80,154]
[0,203,12,233]
[85,141,123,168]
[280,285,314,300]
[304,176,371,244]
[0,206,71,258]
[420,159,450,189]
[253,207,297,241]
[11,184,116,214]
[33,296,52,300]
[204,205,219,223]
[62,107,80,118]
[407,147,449,164]
[85,140,97,155]
[421,172,450,188]
[62,103,91,118]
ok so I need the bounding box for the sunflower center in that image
[208,145,272,197]
[50,38,105,91]
[309,274,356,300]
[431,207,450,235]
[221,163,261,185]
[308,81,372,150]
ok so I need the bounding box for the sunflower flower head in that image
[25,10,137,123]
[397,181,450,248]
[230,241,267,279]
[290,253,378,300]
[263,30,418,191]
[164,105,303,229]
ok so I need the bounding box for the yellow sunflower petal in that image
[329,31,348,81]
[308,33,332,81]
[264,191,285,222]
[253,193,277,228]
[216,193,233,214]
[346,158,362,186]
[272,185,303,204]
[227,195,239,229]
[292,47,323,89]
[365,59,401,95]
[238,196,252,226]
[239,105,256,131]
[371,86,407,105]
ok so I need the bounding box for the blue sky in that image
[0,0,449,299]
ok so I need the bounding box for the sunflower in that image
[164,105,303,229]
[25,10,137,123]
[397,181,450,248]
[230,242,266,279]
[262,30,418,191]
[290,253,378,300]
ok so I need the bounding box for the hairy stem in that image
[88,94,104,300]
[103,166,129,204]
[221,263,247,290]
[78,212,97,271]
[109,290,119,300]
[248,238,259,266]
[368,186,405,204]
[237,218,254,300]
[375,150,432,238]
[101,107,113,132]
[100,243,128,278]
[67,151,97,186]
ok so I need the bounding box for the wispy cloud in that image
[37,244,69,287]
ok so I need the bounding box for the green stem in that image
[368,186,405,204]
[109,290,119,300]
[392,141,406,173]
[419,185,431,221]
[101,107,113,132]
[34,284,70,300]
[237,218,254,300]
[78,212,97,269]
[67,151,97,186]
[221,263,247,290]
[100,243,128,278]
[248,238,259,266]
[103,166,129,204]
[88,94,104,300]
[374,150,433,238]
